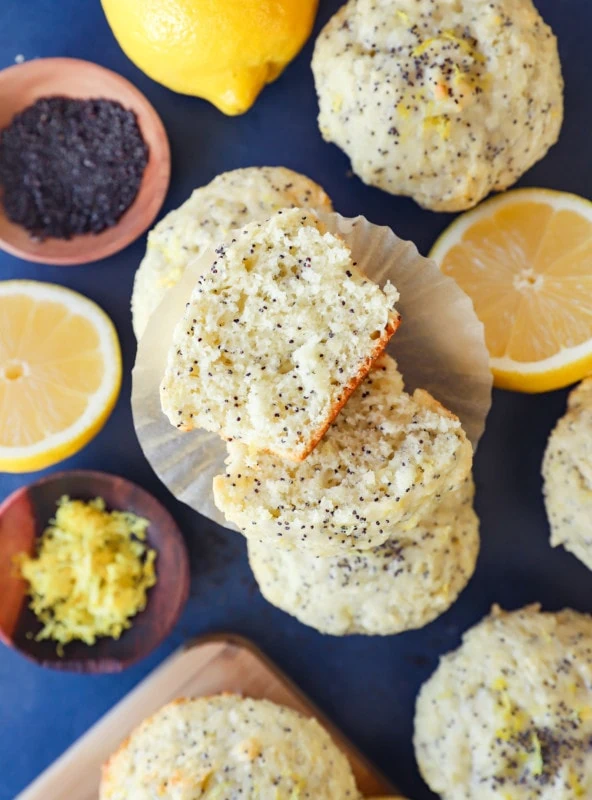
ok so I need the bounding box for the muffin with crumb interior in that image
[132,166,332,338]
[161,208,400,462]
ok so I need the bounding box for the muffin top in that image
[100,695,359,800]
[313,0,563,211]
[414,604,592,799]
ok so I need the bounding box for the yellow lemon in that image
[0,281,121,472]
[101,0,319,115]
[430,188,592,393]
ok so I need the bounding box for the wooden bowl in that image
[0,58,170,265]
[0,471,189,672]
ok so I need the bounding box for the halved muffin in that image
[161,208,399,461]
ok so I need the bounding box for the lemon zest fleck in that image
[568,769,586,797]
[331,94,343,113]
[412,31,486,64]
[441,30,486,63]
[529,731,544,776]
[423,115,451,140]
[412,38,438,57]
[494,683,530,739]
[396,101,410,120]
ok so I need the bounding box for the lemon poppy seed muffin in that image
[414,605,592,799]
[161,208,400,462]
[131,166,333,338]
[543,377,592,572]
[100,695,359,800]
[213,355,473,553]
[312,0,563,211]
[248,479,479,635]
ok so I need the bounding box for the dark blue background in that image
[0,2,590,798]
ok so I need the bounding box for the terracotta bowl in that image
[0,58,170,265]
[0,471,189,672]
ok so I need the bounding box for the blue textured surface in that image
[0,2,590,798]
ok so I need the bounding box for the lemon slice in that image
[0,281,121,472]
[430,188,592,392]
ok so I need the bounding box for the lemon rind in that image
[430,187,592,264]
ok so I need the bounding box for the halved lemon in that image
[430,188,592,393]
[0,281,121,472]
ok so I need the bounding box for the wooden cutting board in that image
[17,634,396,799]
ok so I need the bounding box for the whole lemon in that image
[101,0,319,115]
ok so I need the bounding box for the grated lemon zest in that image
[16,496,156,654]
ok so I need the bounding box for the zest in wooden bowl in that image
[0,470,189,673]
[0,58,170,265]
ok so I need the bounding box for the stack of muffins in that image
[159,204,479,637]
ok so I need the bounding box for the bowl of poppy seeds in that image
[0,58,170,265]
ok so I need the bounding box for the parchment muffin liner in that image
[132,211,492,529]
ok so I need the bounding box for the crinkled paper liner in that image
[132,212,492,529]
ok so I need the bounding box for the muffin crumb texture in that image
[214,354,472,553]
[161,208,399,461]
[99,694,359,799]
[131,166,332,338]
[312,0,563,211]
[414,604,592,799]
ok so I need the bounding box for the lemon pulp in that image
[430,189,592,392]
[0,281,121,471]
